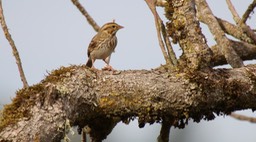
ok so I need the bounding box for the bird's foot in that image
[102,65,115,71]
[88,66,101,73]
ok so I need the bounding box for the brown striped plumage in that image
[86,22,123,70]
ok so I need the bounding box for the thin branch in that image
[225,0,240,22]
[216,17,254,44]
[199,15,254,43]
[230,112,256,123]
[196,0,244,68]
[241,0,256,23]
[161,22,177,65]
[226,0,256,43]
[71,0,100,32]
[145,0,177,65]
[0,0,28,88]
[211,40,256,66]
[145,0,171,65]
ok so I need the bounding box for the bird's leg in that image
[91,59,98,70]
[103,65,114,71]
[102,56,115,71]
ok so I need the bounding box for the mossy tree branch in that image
[1,65,256,141]
[1,0,256,142]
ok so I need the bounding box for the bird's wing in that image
[87,33,108,57]
[87,33,101,57]
[87,38,97,57]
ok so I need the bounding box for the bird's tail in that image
[86,58,93,67]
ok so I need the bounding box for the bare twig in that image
[145,0,170,64]
[241,0,256,23]
[216,17,253,43]
[230,112,256,123]
[196,0,244,68]
[71,0,100,32]
[226,0,256,43]
[225,0,240,22]
[161,22,177,65]
[145,0,177,65]
[0,0,29,88]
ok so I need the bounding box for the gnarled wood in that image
[1,65,256,141]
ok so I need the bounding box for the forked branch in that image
[226,0,256,43]
[196,0,244,68]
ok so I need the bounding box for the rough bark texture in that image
[196,0,244,68]
[216,18,254,44]
[212,40,256,66]
[1,0,256,142]
[1,64,256,141]
[165,0,212,70]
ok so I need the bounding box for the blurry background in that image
[0,0,256,141]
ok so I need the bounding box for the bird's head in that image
[100,22,124,35]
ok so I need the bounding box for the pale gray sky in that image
[1,0,256,142]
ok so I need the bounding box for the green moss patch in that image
[0,84,44,131]
[0,65,85,131]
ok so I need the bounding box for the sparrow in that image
[86,22,123,71]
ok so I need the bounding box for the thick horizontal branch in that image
[211,40,256,66]
[1,65,256,141]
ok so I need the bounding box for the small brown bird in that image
[86,22,123,70]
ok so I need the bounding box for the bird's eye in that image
[112,25,116,28]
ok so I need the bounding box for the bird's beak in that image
[118,25,124,29]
